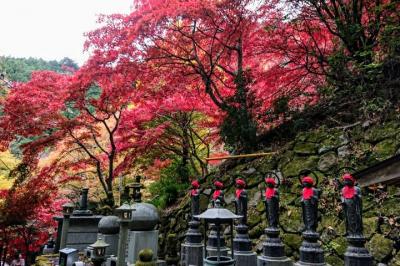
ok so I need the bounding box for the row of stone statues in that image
[191,174,363,236]
[185,173,372,266]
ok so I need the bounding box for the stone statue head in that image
[343,173,355,187]
[302,176,314,188]
[235,178,246,189]
[265,177,276,188]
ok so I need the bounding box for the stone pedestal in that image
[233,224,257,266]
[344,235,373,266]
[295,231,326,266]
[207,224,229,257]
[258,228,292,266]
[54,215,102,252]
[181,243,203,266]
[181,220,204,266]
[126,230,159,264]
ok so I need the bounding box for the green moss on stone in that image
[363,217,378,238]
[365,122,400,143]
[389,251,400,266]
[136,249,156,266]
[256,200,265,212]
[249,222,265,239]
[330,236,347,256]
[282,156,319,177]
[373,139,398,160]
[293,142,318,155]
[381,198,400,216]
[367,234,394,261]
[282,233,302,250]
[280,206,302,232]
[325,255,344,266]
[247,209,262,228]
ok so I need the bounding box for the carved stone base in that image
[344,235,373,266]
[258,255,293,266]
[258,227,293,266]
[262,228,285,258]
[185,220,202,244]
[233,224,252,252]
[180,242,204,266]
[234,251,257,266]
[206,246,229,257]
[297,231,326,265]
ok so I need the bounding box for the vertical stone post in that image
[60,202,74,249]
[116,202,134,266]
[232,178,257,266]
[59,216,70,250]
[117,222,128,266]
[181,180,204,266]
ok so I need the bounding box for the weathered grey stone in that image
[338,145,352,158]
[54,215,102,252]
[98,215,120,234]
[127,230,159,264]
[180,243,203,266]
[128,203,159,231]
[318,152,338,171]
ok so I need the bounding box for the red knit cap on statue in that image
[302,176,314,185]
[265,177,276,185]
[236,178,246,187]
[191,180,200,188]
[214,181,223,189]
[342,173,355,182]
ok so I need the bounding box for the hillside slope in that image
[158,118,400,265]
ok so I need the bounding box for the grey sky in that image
[0,0,133,65]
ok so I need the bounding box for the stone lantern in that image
[195,199,242,266]
[116,202,134,266]
[60,202,75,249]
[89,237,109,266]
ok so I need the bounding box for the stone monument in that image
[341,173,373,266]
[180,180,204,266]
[232,178,257,266]
[98,215,120,256]
[207,180,229,257]
[126,177,161,264]
[295,176,327,266]
[54,188,102,252]
[258,175,292,266]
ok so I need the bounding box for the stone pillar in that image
[181,180,204,266]
[60,214,71,249]
[232,178,257,266]
[73,188,93,216]
[117,219,129,266]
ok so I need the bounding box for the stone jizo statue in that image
[234,178,248,225]
[212,180,224,207]
[341,173,363,237]
[190,180,200,217]
[301,176,320,232]
[264,177,279,228]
